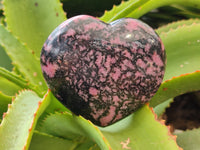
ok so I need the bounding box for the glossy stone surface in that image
[40,15,166,127]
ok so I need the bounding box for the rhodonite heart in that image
[40,15,166,127]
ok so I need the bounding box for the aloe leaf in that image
[74,115,111,150]
[39,114,99,150]
[39,112,85,140]
[0,67,42,96]
[0,24,47,92]
[154,98,173,117]
[173,5,200,18]
[125,0,200,19]
[43,90,70,114]
[0,90,51,150]
[0,92,12,119]
[74,139,100,150]
[100,0,200,23]
[0,45,12,71]
[175,128,200,150]
[39,112,111,149]
[100,0,149,22]
[35,90,70,128]
[151,71,200,107]
[150,22,200,106]
[3,0,66,58]
[159,23,200,80]
[100,104,181,150]
[153,98,174,117]
[29,131,77,150]
[39,105,181,149]
[156,18,200,34]
[0,76,21,96]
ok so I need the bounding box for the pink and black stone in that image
[40,15,166,127]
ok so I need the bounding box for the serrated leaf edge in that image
[23,90,50,150]
[75,115,112,150]
[0,89,33,122]
[38,111,73,131]
[0,89,50,150]
[151,70,200,107]
[100,0,150,22]
[164,70,200,84]
[158,21,200,37]
[2,0,67,59]
[156,18,200,34]
[0,23,47,92]
[149,104,183,150]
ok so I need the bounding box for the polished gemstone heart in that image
[40,15,166,127]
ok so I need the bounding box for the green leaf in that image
[175,128,200,150]
[73,116,111,150]
[0,45,12,71]
[74,139,100,150]
[100,0,200,23]
[100,104,181,150]
[151,71,200,107]
[75,116,111,150]
[0,92,12,119]
[39,112,111,149]
[153,98,173,117]
[43,90,70,114]
[159,23,200,80]
[156,18,200,34]
[39,105,181,149]
[3,0,66,58]
[100,0,150,23]
[38,114,100,150]
[0,76,21,96]
[29,131,77,150]
[0,67,42,97]
[150,22,200,106]
[0,90,51,150]
[174,5,200,18]
[0,24,47,92]
[35,90,70,129]
[124,0,200,20]
[39,112,85,140]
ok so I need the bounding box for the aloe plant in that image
[0,0,200,149]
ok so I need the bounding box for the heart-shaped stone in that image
[40,15,166,127]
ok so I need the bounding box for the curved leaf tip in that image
[149,105,183,150]
[0,90,51,150]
